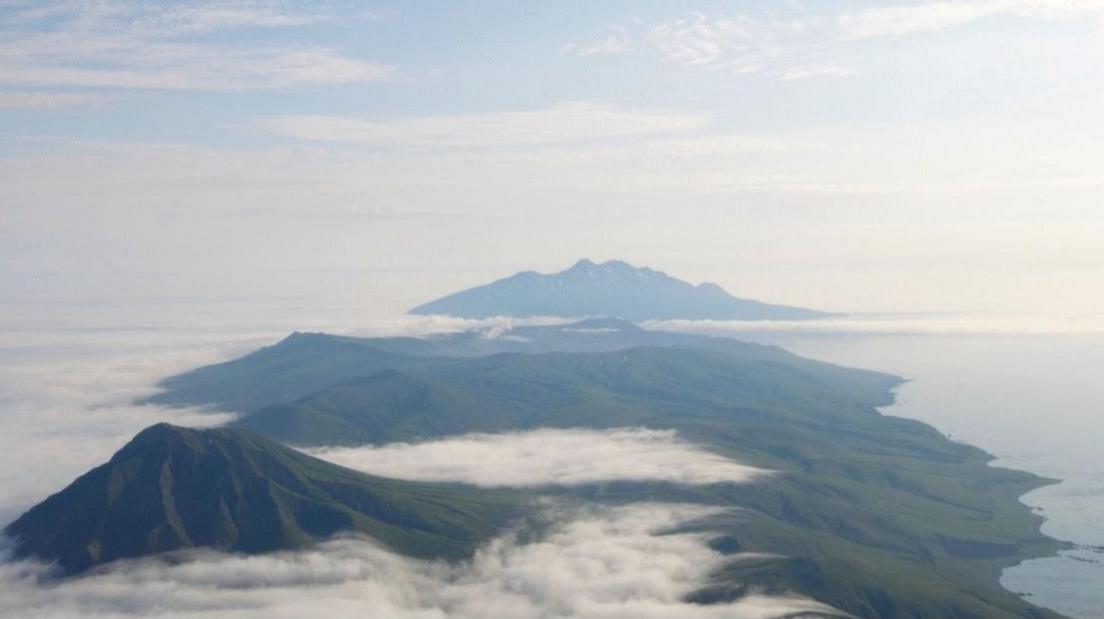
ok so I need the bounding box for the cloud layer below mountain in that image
[307,428,768,487]
[0,503,835,619]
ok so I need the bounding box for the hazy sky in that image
[3,0,1104,314]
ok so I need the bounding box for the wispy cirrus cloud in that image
[0,91,116,109]
[250,103,709,147]
[567,3,1104,79]
[644,13,804,72]
[140,2,330,33]
[779,65,858,81]
[839,0,1104,38]
[0,1,391,91]
[566,12,850,80]
[560,27,633,57]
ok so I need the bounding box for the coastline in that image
[3,319,1089,619]
[877,377,1073,616]
[699,327,1104,619]
[138,328,1078,618]
[878,381,1077,617]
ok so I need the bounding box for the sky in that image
[3,5,1103,615]
[3,0,1104,315]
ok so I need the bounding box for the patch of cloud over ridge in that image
[0,503,838,619]
[307,428,769,487]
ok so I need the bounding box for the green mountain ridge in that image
[145,318,897,414]
[2,423,522,575]
[22,322,1070,618]
[138,324,1070,618]
[234,369,518,446]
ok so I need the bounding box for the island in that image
[5,319,1066,618]
[409,259,839,321]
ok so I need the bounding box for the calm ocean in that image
[729,329,1104,619]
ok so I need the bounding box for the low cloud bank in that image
[0,340,241,524]
[307,428,768,487]
[645,313,1104,336]
[0,504,837,619]
[345,311,1104,341]
[347,314,573,338]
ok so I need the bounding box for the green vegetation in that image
[209,343,1064,617]
[3,424,522,574]
[145,319,897,413]
[44,322,1068,617]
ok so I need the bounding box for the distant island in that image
[5,319,1067,618]
[409,259,838,321]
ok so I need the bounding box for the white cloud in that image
[346,315,575,338]
[0,309,819,619]
[550,11,849,81]
[644,313,1104,337]
[579,4,1104,78]
[0,91,115,109]
[307,428,769,487]
[780,65,858,81]
[592,12,855,80]
[0,504,838,619]
[0,316,831,619]
[0,334,249,524]
[838,0,1104,38]
[838,1,1009,38]
[0,47,391,92]
[250,103,708,147]
[0,1,391,91]
[150,2,330,33]
[561,27,634,57]
[646,13,776,70]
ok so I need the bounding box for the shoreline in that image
[876,378,1076,617]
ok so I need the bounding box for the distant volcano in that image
[409,258,838,321]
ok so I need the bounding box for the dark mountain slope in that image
[233,370,517,445]
[146,320,898,413]
[3,424,521,574]
[136,327,1066,618]
[409,258,837,321]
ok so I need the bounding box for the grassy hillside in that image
[146,319,898,412]
[235,370,519,445]
[141,326,1066,618]
[3,424,522,574]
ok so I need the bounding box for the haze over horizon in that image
[3,0,1104,316]
[3,4,1104,617]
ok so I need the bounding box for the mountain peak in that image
[116,422,198,457]
[409,259,837,322]
[3,424,519,575]
[568,258,648,274]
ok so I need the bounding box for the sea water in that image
[726,329,1104,619]
[4,290,1102,617]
